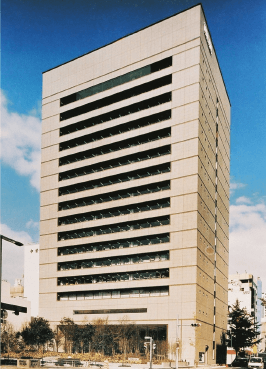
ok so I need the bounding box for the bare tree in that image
[1,322,19,356]
[59,317,76,353]
[92,318,114,355]
[114,316,137,361]
[54,327,64,352]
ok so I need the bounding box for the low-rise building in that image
[1,280,31,331]
[260,292,266,351]
[228,273,258,321]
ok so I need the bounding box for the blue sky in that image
[1,0,266,286]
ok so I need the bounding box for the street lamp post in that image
[0,234,23,359]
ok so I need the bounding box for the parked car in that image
[230,357,249,367]
[248,357,264,369]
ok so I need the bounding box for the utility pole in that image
[205,345,209,365]
[176,315,179,369]
[145,336,153,369]
[175,319,201,368]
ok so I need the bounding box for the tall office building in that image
[40,4,230,364]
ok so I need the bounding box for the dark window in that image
[59,180,170,211]
[59,145,171,181]
[58,250,169,271]
[58,198,170,226]
[60,57,172,106]
[59,127,170,165]
[74,308,148,314]
[58,215,170,241]
[60,92,171,136]
[58,162,170,196]
[58,232,170,256]
[60,75,171,121]
[57,286,169,301]
[57,268,169,286]
[59,110,171,150]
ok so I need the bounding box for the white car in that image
[248,357,264,369]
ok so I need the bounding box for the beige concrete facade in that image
[40,4,230,365]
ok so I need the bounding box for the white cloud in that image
[229,198,266,287]
[0,223,33,284]
[230,181,246,194]
[26,219,39,229]
[235,196,252,204]
[0,90,41,190]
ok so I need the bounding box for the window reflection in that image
[59,162,170,196]
[58,268,169,286]
[60,92,171,136]
[58,233,170,256]
[57,286,169,301]
[60,75,172,121]
[58,215,170,241]
[59,145,171,182]
[59,127,170,165]
[60,57,172,107]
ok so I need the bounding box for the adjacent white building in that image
[24,243,40,317]
[260,292,266,351]
[228,273,258,321]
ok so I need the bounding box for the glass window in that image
[160,288,169,296]
[140,255,150,263]
[133,273,140,280]
[112,290,120,298]
[132,256,140,263]
[160,253,169,261]
[94,260,103,267]
[94,292,102,299]
[130,289,139,297]
[121,290,130,298]
[149,271,157,279]
[121,273,130,281]
[84,292,93,300]
[150,290,160,297]
[140,289,149,297]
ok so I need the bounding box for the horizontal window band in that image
[60,75,172,121]
[58,197,170,226]
[59,127,171,166]
[59,145,171,181]
[59,110,171,150]
[57,286,169,301]
[58,268,169,286]
[60,56,172,107]
[59,180,170,211]
[58,162,170,196]
[58,250,169,271]
[58,232,170,256]
[58,215,170,241]
[60,92,171,136]
[73,308,148,314]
